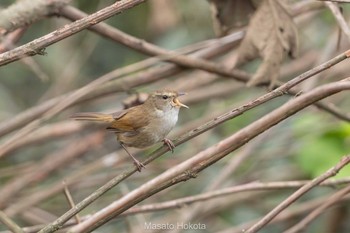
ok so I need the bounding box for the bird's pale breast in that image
[117,107,179,148]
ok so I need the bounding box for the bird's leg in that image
[163,138,175,153]
[120,143,145,172]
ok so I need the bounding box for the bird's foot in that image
[134,160,145,172]
[163,138,175,153]
[120,142,145,172]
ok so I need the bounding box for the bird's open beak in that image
[174,98,189,108]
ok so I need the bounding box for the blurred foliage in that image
[294,114,350,178]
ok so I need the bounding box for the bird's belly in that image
[118,109,178,148]
[117,130,161,148]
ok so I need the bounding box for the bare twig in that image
[0,0,147,66]
[291,1,324,18]
[0,211,24,233]
[325,2,350,42]
[318,0,350,3]
[0,132,104,208]
[120,178,350,217]
[59,5,249,83]
[225,196,349,233]
[5,184,350,233]
[5,152,124,217]
[314,101,350,121]
[0,27,49,81]
[0,0,71,34]
[283,184,350,233]
[0,121,91,157]
[0,28,27,53]
[63,181,81,224]
[246,155,350,233]
[171,132,272,232]
[0,162,33,179]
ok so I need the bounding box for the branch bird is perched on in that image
[71,90,188,171]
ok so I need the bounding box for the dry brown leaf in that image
[148,0,179,35]
[209,0,257,36]
[234,0,298,88]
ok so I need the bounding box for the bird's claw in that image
[134,160,145,172]
[163,138,175,153]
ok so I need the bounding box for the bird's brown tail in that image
[70,112,114,123]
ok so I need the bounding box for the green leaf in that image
[295,122,350,178]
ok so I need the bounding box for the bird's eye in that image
[162,95,168,100]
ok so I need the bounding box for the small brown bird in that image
[71,90,188,171]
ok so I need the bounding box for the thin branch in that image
[0,1,335,96]
[0,28,27,53]
[7,181,349,233]
[226,196,349,233]
[291,1,324,16]
[325,2,350,42]
[0,27,49,81]
[318,0,350,3]
[314,100,350,121]
[53,3,350,124]
[0,211,24,233]
[283,184,350,233]
[0,132,104,208]
[0,0,147,66]
[65,80,350,232]
[5,151,125,217]
[59,5,249,83]
[56,2,330,95]
[0,0,323,65]
[0,121,91,157]
[0,0,71,34]
[246,156,350,233]
[0,162,33,179]
[119,178,350,217]
[63,181,81,224]
[172,131,273,229]
[5,178,350,233]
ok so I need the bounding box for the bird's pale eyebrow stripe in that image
[154,91,176,97]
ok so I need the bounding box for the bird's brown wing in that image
[106,106,149,133]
